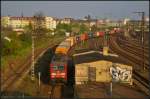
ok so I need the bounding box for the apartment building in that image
[60,18,73,24]
[45,16,56,30]
[9,17,33,29]
[1,16,57,30]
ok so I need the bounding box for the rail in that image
[109,36,150,95]
[1,43,58,91]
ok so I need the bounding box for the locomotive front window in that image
[58,66,64,70]
[53,66,58,70]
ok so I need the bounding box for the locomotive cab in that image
[50,54,68,83]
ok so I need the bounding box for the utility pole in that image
[133,12,145,43]
[21,12,23,29]
[103,29,109,56]
[133,11,145,71]
[31,19,36,81]
[31,32,35,81]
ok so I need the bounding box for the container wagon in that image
[55,40,71,55]
[66,37,76,46]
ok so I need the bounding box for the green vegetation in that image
[1,24,65,71]
[55,22,90,35]
[1,28,31,56]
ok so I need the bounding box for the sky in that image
[1,1,149,20]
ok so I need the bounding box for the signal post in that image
[103,29,109,56]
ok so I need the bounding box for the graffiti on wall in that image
[109,65,132,82]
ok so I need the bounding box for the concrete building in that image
[60,17,73,24]
[123,18,130,25]
[9,17,33,29]
[44,16,57,30]
[1,16,57,31]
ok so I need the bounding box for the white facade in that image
[60,18,72,24]
[1,16,57,30]
[45,16,56,30]
[123,18,130,25]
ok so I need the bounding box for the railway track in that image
[49,84,62,99]
[133,71,149,89]
[118,44,149,66]
[1,47,46,90]
[119,44,149,60]
[111,37,149,69]
[118,36,149,47]
[109,37,150,95]
[1,40,60,91]
[117,37,149,54]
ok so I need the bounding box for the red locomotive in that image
[50,54,68,83]
[50,30,117,83]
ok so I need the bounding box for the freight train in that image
[50,30,117,83]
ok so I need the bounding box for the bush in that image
[19,33,32,46]
[1,31,32,56]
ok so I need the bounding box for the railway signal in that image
[103,29,109,56]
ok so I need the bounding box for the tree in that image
[79,23,89,34]
[91,25,98,32]
[33,11,45,29]
[32,11,46,38]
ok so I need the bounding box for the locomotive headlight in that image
[51,75,55,78]
[61,73,65,75]
[51,73,56,75]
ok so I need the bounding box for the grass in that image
[1,35,65,96]
[1,46,31,70]
[1,35,65,74]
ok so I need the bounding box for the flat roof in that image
[73,51,130,66]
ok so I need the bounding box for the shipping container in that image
[80,33,88,41]
[93,32,97,37]
[96,32,100,36]
[65,32,70,37]
[55,46,70,55]
[59,40,71,47]
[76,35,81,42]
[88,32,94,38]
[55,40,71,55]
[66,37,76,46]
[99,31,104,37]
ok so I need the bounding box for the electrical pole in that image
[133,11,145,71]
[31,19,36,81]
[103,29,109,56]
[31,32,35,81]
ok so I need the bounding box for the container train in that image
[50,30,117,83]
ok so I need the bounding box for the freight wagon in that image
[66,37,76,46]
[50,30,117,84]
[55,40,71,55]
[80,33,88,41]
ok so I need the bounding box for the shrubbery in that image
[1,31,32,56]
